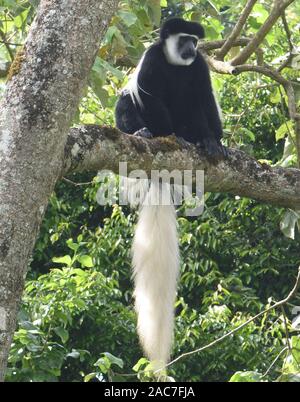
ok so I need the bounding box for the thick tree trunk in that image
[0,0,119,381]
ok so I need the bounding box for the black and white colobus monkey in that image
[116,17,227,157]
[115,18,227,368]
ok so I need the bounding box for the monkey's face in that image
[163,33,198,66]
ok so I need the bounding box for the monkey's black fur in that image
[115,18,226,158]
[160,17,205,40]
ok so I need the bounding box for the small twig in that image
[280,306,293,355]
[278,86,297,149]
[164,266,300,370]
[255,83,279,90]
[0,41,22,47]
[277,54,293,72]
[281,307,300,368]
[62,177,92,187]
[80,103,106,123]
[206,59,289,87]
[234,64,289,86]
[0,29,14,61]
[281,11,293,53]
[231,87,258,140]
[216,0,258,60]
[115,266,300,379]
[261,347,288,378]
[281,306,300,368]
[277,12,294,72]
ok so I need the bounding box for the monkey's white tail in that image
[132,183,179,364]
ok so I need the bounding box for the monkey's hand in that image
[133,127,153,139]
[198,138,228,160]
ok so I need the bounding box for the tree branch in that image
[199,38,251,52]
[231,0,295,66]
[234,64,289,85]
[216,0,258,60]
[281,11,294,54]
[200,57,289,85]
[63,126,300,210]
[199,38,264,65]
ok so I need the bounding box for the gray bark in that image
[0,0,119,381]
[0,0,299,383]
[63,126,300,210]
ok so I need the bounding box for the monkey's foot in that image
[198,138,228,160]
[133,127,153,139]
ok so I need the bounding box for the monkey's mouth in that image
[181,51,196,60]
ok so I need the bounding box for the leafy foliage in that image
[1,0,300,382]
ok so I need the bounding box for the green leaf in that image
[66,239,79,251]
[54,327,69,344]
[275,121,293,142]
[252,4,268,23]
[94,356,110,373]
[207,1,220,17]
[248,16,261,30]
[238,127,256,142]
[84,372,97,382]
[133,357,149,372]
[77,255,93,268]
[278,373,300,382]
[291,336,300,364]
[103,352,124,369]
[270,88,281,104]
[14,8,30,29]
[148,0,161,27]
[229,371,263,382]
[52,255,72,266]
[103,26,119,45]
[99,59,124,81]
[118,11,138,27]
[73,298,86,309]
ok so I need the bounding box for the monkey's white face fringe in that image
[163,34,196,66]
[132,182,179,364]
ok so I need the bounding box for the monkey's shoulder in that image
[141,43,166,68]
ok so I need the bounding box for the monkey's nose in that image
[182,50,195,59]
[181,44,196,59]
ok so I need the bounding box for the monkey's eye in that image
[191,38,198,47]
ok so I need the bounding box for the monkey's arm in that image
[198,62,223,141]
[139,95,174,136]
[137,47,174,136]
